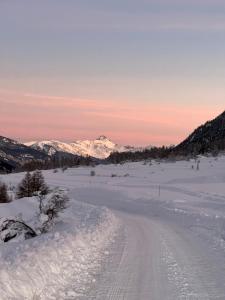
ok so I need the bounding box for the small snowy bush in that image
[38,189,69,233]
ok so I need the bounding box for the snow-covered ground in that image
[1,155,225,299]
[0,176,120,299]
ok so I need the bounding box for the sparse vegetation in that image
[38,189,69,233]
[61,166,68,172]
[90,170,96,176]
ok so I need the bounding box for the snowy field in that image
[1,156,225,299]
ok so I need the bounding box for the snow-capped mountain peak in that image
[96,135,109,141]
[25,136,141,159]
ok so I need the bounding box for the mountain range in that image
[0,135,143,172]
[0,136,48,173]
[25,136,142,159]
[1,110,225,172]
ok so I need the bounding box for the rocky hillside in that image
[0,136,48,173]
[175,111,225,154]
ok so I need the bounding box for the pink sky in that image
[1,0,225,147]
[0,89,223,146]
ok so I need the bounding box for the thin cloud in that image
[0,89,223,146]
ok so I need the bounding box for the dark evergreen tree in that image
[31,170,49,195]
[17,171,49,198]
[17,172,33,198]
[0,182,10,203]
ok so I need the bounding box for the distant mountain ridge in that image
[0,136,48,173]
[25,136,143,159]
[3,110,225,173]
[175,111,225,154]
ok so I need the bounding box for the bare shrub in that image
[61,166,68,172]
[90,170,96,176]
[38,189,69,233]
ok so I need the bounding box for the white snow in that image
[0,174,120,299]
[1,155,225,298]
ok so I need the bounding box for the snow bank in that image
[0,208,119,299]
[0,173,120,299]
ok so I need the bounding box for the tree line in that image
[15,154,95,173]
[107,146,175,164]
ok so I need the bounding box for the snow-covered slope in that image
[0,181,120,299]
[25,136,142,159]
[0,136,48,172]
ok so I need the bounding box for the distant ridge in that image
[3,109,225,172]
[0,136,48,172]
[175,111,225,154]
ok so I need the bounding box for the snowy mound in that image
[0,195,120,299]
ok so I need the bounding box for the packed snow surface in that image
[2,155,225,299]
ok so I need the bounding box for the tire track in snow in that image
[90,213,168,300]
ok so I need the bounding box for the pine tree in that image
[0,182,9,203]
[31,170,48,195]
[17,172,33,198]
[17,171,49,199]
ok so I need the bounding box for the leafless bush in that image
[90,170,96,176]
[61,166,68,172]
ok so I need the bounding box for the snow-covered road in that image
[73,182,225,300]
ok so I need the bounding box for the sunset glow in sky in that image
[0,0,225,146]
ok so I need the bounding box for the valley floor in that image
[1,156,225,299]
